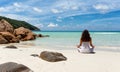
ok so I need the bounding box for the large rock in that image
[40,51,67,62]
[0,32,19,43]
[0,35,8,44]
[0,62,33,72]
[0,19,14,33]
[14,27,36,41]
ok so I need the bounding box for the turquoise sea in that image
[20,31,120,52]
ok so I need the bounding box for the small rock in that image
[37,34,49,37]
[40,51,67,62]
[5,45,17,49]
[30,54,39,57]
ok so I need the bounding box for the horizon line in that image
[33,30,120,32]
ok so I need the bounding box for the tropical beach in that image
[0,31,120,72]
[0,0,120,72]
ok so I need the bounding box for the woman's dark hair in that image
[81,29,91,41]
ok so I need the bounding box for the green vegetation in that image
[0,16,40,30]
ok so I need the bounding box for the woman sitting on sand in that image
[77,29,95,53]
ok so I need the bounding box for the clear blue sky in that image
[0,0,120,31]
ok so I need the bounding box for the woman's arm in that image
[90,39,95,48]
[77,40,82,48]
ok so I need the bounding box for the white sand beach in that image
[0,45,120,72]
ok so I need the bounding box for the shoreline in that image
[0,46,120,72]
